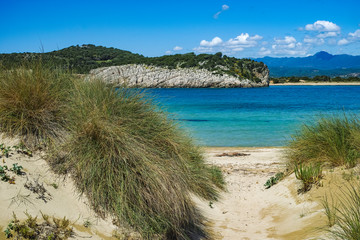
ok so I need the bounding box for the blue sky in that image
[1,0,360,57]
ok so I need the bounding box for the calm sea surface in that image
[147,86,360,147]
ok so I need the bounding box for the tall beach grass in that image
[49,79,224,239]
[323,184,360,239]
[287,114,360,168]
[0,62,224,239]
[0,61,75,148]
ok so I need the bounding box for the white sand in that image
[197,147,329,240]
[0,136,117,240]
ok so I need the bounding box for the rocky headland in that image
[87,64,269,88]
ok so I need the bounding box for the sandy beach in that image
[0,141,351,239]
[198,147,335,240]
[270,82,360,86]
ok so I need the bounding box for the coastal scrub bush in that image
[294,163,322,192]
[0,61,75,149]
[49,79,224,239]
[287,114,360,168]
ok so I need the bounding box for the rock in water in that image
[87,64,269,88]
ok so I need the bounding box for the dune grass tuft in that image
[323,184,360,239]
[0,62,75,149]
[287,114,360,168]
[50,79,224,239]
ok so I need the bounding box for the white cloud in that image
[273,36,297,49]
[274,36,296,44]
[271,36,308,56]
[192,46,214,53]
[338,38,350,45]
[304,36,325,45]
[337,29,360,45]
[173,46,183,51]
[349,29,360,38]
[227,33,263,47]
[165,50,172,54]
[214,4,230,19]
[258,47,271,56]
[194,33,263,54]
[222,4,229,11]
[232,47,244,52]
[317,31,338,38]
[200,37,223,47]
[305,20,341,32]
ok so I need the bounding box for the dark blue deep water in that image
[147,86,360,147]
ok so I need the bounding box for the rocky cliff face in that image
[87,64,269,88]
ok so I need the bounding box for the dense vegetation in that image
[271,75,360,84]
[0,44,266,81]
[0,62,225,239]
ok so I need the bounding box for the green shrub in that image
[294,163,322,192]
[49,79,224,239]
[0,61,75,149]
[287,114,360,168]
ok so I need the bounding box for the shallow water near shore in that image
[148,85,360,147]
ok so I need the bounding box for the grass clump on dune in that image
[294,163,322,192]
[0,62,74,149]
[287,114,360,168]
[50,79,224,239]
[323,185,360,240]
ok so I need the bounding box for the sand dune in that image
[0,141,346,239]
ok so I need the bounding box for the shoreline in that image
[270,82,360,86]
[202,146,283,151]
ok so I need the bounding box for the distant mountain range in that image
[254,51,360,77]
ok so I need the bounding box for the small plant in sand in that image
[0,165,10,182]
[24,178,52,203]
[287,114,360,169]
[10,163,24,175]
[0,144,12,158]
[49,79,225,239]
[13,142,33,157]
[264,172,284,189]
[0,164,23,184]
[4,212,73,239]
[294,163,322,192]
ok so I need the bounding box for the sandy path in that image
[198,147,328,240]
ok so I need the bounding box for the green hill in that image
[0,44,266,81]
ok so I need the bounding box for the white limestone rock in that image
[87,64,269,88]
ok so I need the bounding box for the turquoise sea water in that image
[147,86,360,147]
